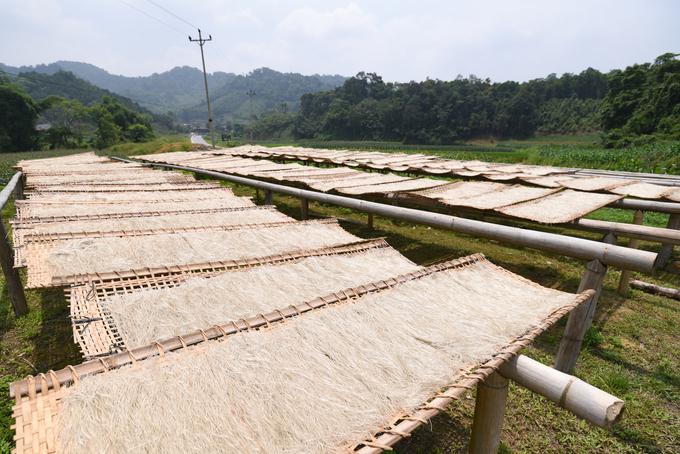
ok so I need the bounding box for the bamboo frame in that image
[21,219,349,288]
[66,238,393,359]
[11,206,286,267]
[117,159,657,274]
[10,253,595,454]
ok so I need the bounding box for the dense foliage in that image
[600,53,680,147]
[257,68,608,144]
[0,73,58,152]
[0,71,155,152]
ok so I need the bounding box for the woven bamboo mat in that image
[269,171,364,183]
[23,219,354,288]
[307,173,410,192]
[338,178,450,195]
[25,167,151,176]
[610,182,677,199]
[234,163,307,175]
[22,187,240,205]
[26,173,196,187]
[409,181,506,200]
[663,188,680,202]
[10,253,594,454]
[14,196,252,221]
[522,175,576,188]
[25,182,221,193]
[12,206,287,267]
[67,238,393,359]
[437,185,558,210]
[499,189,625,223]
[558,176,638,192]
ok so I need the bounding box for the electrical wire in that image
[3,71,181,111]
[116,0,189,36]
[144,0,198,30]
[211,41,239,75]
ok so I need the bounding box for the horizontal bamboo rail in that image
[0,172,27,316]
[114,157,658,274]
[498,354,625,429]
[382,193,680,245]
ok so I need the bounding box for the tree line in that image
[0,70,156,153]
[250,53,679,148]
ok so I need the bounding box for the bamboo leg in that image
[555,233,617,374]
[469,372,509,454]
[618,210,644,296]
[367,213,374,229]
[656,213,680,268]
[13,176,24,201]
[0,214,28,317]
[264,189,274,205]
[300,198,309,220]
[256,188,260,200]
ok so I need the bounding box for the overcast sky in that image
[1,0,678,83]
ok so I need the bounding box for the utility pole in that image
[189,29,215,149]
[246,89,256,142]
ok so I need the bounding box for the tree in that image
[40,98,89,129]
[0,74,56,152]
[43,126,82,150]
[89,95,154,148]
[92,112,121,149]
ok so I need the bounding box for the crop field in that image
[1,139,679,453]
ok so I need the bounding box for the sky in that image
[1,0,678,84]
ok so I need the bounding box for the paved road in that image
[190,134,210,146]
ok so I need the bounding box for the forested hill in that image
[286,69,609,144]
[179,67,348,123]
[5,70,174,129]
[0,61,234,112]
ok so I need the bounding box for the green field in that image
[1,139,679,453]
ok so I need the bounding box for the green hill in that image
[180,67,347,124]
[0,61,233,113]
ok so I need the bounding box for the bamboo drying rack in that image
[20,218,347,288]
[11,206,287,267]
[10,252,595,454]
[67,238,393,359]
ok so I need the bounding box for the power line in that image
[116,0,188,35]
[211,41,238,75]
[144,0,198,30]
[2,71,181,111]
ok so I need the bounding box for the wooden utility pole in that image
[246,89,256,142]
[189,29,216,149]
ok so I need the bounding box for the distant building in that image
[35,124,52,131]
[192,127,210,134]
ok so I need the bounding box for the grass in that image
[1,136,679,452]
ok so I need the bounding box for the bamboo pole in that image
[469,372,509,454]
[498,355,624,429]
[0,172,28,317]
[382,193,680,246]
[115,158,658,274]
[555,233,617,374]
[656,214,680,268]
[618,210,644,296]
[367,212,374,229]
[300,198,309,220]
[629,279,680,300]
[264,188,274,205]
